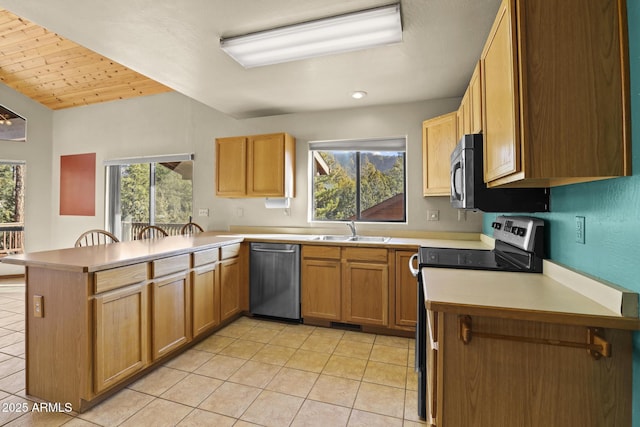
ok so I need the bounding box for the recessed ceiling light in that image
[351,91,368,100]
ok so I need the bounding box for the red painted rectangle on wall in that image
[60,153,96,216]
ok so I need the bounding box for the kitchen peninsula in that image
[2,233,244,412]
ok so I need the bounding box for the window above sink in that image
[308,137,407,224]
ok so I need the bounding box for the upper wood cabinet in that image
[216,133,296,198]
[468,62,482,134]
[457,62,482,142]
[215,137,247,196]
[422,112,458,196]
[456,89,470,142]
[481,0,630,188]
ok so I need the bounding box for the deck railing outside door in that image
[0,223,24,257]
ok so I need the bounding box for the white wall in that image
[0,85,53,253]
[47,91,481,249]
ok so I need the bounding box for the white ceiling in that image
[0,0,501,119]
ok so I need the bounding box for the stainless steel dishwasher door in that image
[249,242,301,320]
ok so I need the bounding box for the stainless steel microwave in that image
[450,134,549,212]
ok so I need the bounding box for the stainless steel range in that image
[409,215,546,420]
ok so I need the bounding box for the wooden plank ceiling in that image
[0,8,172,110]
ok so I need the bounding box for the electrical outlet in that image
[198,208,209,217]
[236,207,244,217]
[33,295,44,318]
[427,210,440,221]
[575,216,585,244]
[457,210,467,221]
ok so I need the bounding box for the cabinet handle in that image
[458,315,611,360]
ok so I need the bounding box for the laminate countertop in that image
[422,262,640,330]
[1,233,243,272]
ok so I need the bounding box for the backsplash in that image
[483,1,640,424]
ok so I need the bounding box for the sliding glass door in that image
[106,155,193,241]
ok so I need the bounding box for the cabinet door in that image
[216,136,247,196]
[342,261,388,326]
[457,89,471,142]
[469,62,482,134]
[192,264,219,338]
[481,0,520,182]
[152,273,190,360]
[301,258,342,320]
[220,257,241,322]
[393,251,417,329]
[247,133,285,197]
[422,112,458,196]
[94,283,149,393]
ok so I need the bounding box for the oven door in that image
[409,254,427,421]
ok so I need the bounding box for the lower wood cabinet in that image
[191,264,220,338]
[220,244,242,322]
[429,310,633,426]
[94,283,149,394]
[300,246,419,330]
[342,247,389,326]
[301,246,342,320]
[151,272,190,360]
[392,250,418,329]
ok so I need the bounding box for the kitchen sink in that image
[350,236,391,243]
[313,235,391,243]
[313,235,353,241]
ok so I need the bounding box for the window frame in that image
[307,137,408,224]
[104,153,194,240]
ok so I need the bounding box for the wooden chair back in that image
[74,229,119,247]
[180,222,204,235]
[137,225,169,240]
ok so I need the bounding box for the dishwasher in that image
[250,242,301,321]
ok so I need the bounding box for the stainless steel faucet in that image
[347,220,357,238]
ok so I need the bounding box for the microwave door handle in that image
[451,163,462,200]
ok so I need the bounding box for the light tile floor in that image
[0,278,425,426]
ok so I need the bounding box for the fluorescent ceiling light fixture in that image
[220,3,402,68]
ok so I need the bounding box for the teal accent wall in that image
[483,2,640,423]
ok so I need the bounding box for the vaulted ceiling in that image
[0,1,501,118]
[0,8,171,110]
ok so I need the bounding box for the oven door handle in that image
[409,253,419,277]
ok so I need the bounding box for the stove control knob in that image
[511,226,526,236]
[491,222,502,230]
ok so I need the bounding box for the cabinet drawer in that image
[152,254,190,278]
[302,245,341,260]
[94,263,148,294]
[342,247,388,263]
[220,243,241,260]
[192,248,219,267]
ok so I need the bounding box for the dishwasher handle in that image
[409,253,419,277]
[251,248,297,254]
